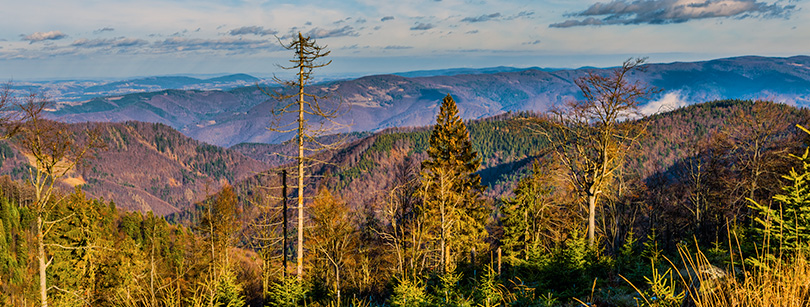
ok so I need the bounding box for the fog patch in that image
[642,91,688,115]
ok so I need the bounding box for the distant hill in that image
[49,56,810,147]
[0,121,270,215]
[5,99,808,218]
[14,74,262,103]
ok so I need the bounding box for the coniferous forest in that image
[3,36,810,307]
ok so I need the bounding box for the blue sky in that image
[0,0,806,80]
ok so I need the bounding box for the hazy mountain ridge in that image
[49,55,810,147]
[12,73,262,103]
[392,66,559,78]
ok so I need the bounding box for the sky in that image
[0,0,806,80]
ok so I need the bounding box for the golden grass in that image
[631,242,810,307]
[688,251,810,307]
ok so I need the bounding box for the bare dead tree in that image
[0,82,24,139]
[263,32,348,279]
[542,58,658,247]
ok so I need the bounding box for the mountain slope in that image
[7,98,808,219]
[0,121,270,215]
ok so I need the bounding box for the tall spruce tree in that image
[420,94,487,273]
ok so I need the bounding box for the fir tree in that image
[420,94,487,273]
[500,159,553,261]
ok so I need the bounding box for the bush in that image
[266,277,307,307]
[389,277,430,307]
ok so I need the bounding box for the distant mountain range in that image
[391,66,561,78]
[12,74,261,103]
[48,55,810,147]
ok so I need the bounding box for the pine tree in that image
[750,124,810,255]
[420,94,487,273]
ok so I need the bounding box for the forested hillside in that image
[0,121,269,215]
[226,99,810,214]
[215,98,810,306]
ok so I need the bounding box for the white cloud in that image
[305,25,359,38]
[72,37,149,48]
[461,13,502,23]
[410,23,435,30]
[152,37,278,53]
[22,31,67,42]
[93,27,115,34]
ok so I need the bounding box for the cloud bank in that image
[550,0,796,28]
[228,26,278,36]
[153,37,274,53]
[305,25,358,39]
[410,23,435,30]
[461,13,502,22]
[93,27,115,34]
[72,37,149,48]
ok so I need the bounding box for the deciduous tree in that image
[196,183,244,306]
[307,188,355,305]
[544,58,657,247]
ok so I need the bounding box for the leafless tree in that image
[542,58,658,247]
[725,101,791,208]
[0,82,23,139]
[264,32,348,279]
